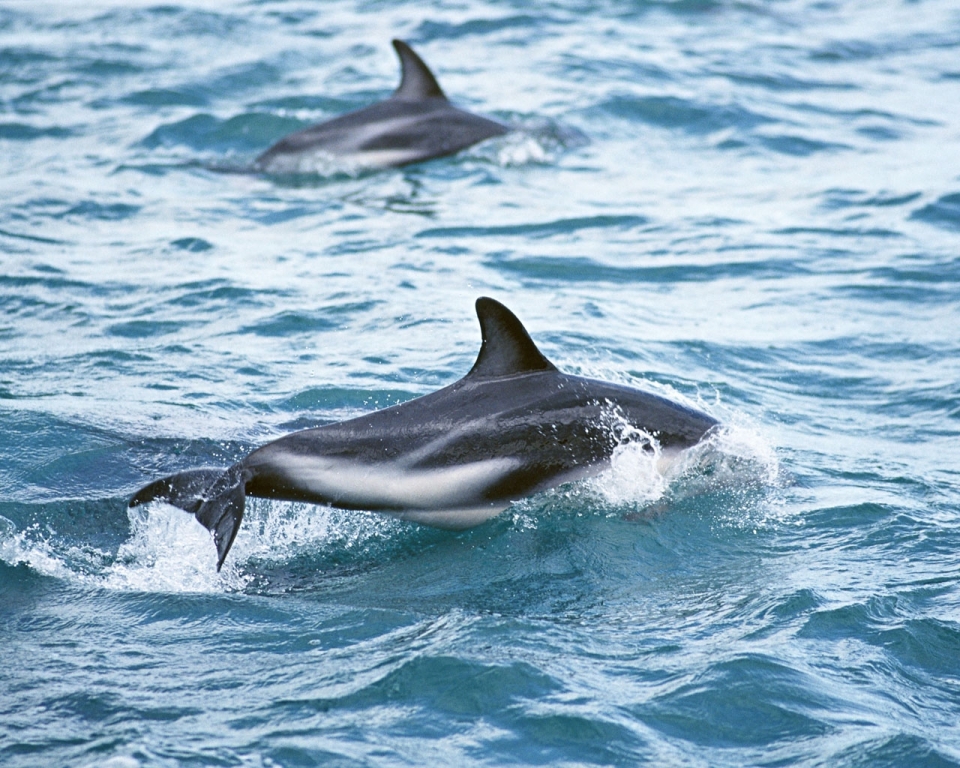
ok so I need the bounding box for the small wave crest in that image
[98,500,408,594]
[0,515,79,582]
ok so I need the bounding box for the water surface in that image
[3,1,960,765]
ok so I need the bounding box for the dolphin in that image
[130,298,718,570]
[254,39,510,172]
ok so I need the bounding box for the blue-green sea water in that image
[3,1,960,765]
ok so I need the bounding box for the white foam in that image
[229,498,404,568]
[578,407,783,522]
[0,518,77,581]
[588,427,671,509]
[100,503,248,593]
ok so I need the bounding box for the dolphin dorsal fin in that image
[392,39,446,101]
[467,297,558,380]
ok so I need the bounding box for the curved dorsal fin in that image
[392,39,446,101]
[467,297,557,380]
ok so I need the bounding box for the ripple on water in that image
[3,0,960,765]
[911,192,960,231]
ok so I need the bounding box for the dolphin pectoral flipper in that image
[129,465,246,571]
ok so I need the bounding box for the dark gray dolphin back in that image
[255,39,508,171]
[392,39,445,100]
[468,298,558,379]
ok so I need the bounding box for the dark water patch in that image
[793,102,939,128]
[598,94,770,134]
[167,280,270,309]
[603,0,730,16]
[18,442,138,514]
[772,225,901,239]
[486,254,811,284]
[119,88,209,109]
[830,733,958,768]
[54,201,141,222]
[811,31,957,65]
[0,122,72,141]
[798,596,901,643]
[241,312,337,338]
[802,503,896,533]
[875,618,960,679]
[560,55,670,85]
[0,560,51,610]
[721,69,853,93]
[418,215,648,240]
[90,5,247,39]
[910,192,960,231]
[0,413,141,502]
[758,134,850,157]
[277,655,560,717]
[204,60,283,98]
[141,112,302,155]
[105,320,187,339]
[490,711,646,765]
[250,94,354,114]
[0,46,60,81]
[278,387,416,415]
[802,337,950,364]
[800,601,960,679]
[833,280,957,305]
[640,655,834,747]
[0,227,68,245]
[414,15,545,42]
[811,39,886,63]
[76,57,143,79]
[1,499,130,555]
[755,588,825,628]
[821,189,922,210]
[127,436,252,479]
[87,349,153,367]
[857,125,902,142]
[169,237,213,252]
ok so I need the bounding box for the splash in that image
[101,503,249,593]
[586,420,670,509]
[467,118,589,167]
[248,147,369,179]
[0,516,78,581]
[582,406,783,521]
[229,498,404,567]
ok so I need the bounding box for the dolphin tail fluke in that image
[129,465,246,571]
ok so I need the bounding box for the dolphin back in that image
[254,39,508,171]
[129,465,246,571]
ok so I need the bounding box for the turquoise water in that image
[3,0,960,765]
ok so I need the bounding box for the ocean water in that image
[2,0,960,765]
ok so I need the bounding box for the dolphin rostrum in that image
[130,298,718,570]
[254,39,509,172]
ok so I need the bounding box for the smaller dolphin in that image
[130,298,718,570]
[254,39,509,172]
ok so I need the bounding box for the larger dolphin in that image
[130,298,718,569]
[254,39,509,172]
